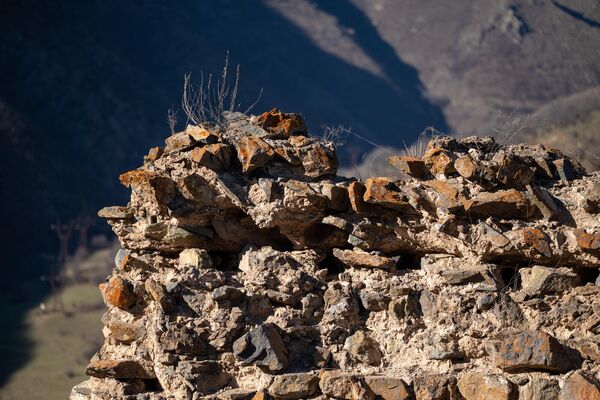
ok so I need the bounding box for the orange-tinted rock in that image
[186,124,219,144]
[319,370,376,400]
[559,371,600,400]
[257,108,307,137]
[100,276,136,309]
[191,143,232,171]
[363,177,413,211]
[522,228,552,257]
[413,374,457,400]
[492,331,580,373]
[144,146,164,163]
[423,180,465,212]
[423,147,457,176]
[119,169,159,188]
[85,359,155,379]
[387,156,430,179]
[322,183,351,212]
[574,229,600,252]
[234,136,275,173]
[348,181,368,213]
[268,372,320,399]
[364,376,412,400]
[457,373,516,400]
[464,189,536,219]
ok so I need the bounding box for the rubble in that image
[73,111,600,399]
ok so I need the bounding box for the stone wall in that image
[71,109,600,399]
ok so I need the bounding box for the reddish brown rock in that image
[268,372,320,399]
[464,189,536,219]
[348,181,368,213]
[492,331,580,373]
[457,373,516,400]
[99,276,136,309]
[423,180,465,212]
[413,374,457,400]
[186,124,219,143]
[364,376,412,400]
[322,183,351,211]
[257,108,307,137]
[298,143,338,177]
[363,177,413,211]
[574,229,600,253]
[423,147,457,176]
[454,154,479,180]
[387,156,430,179]
[333,248,395,269]
[522,228,552,257]
[559,371,600,400]
[234,135,275,173]
[85,359,155,379]
[191,143,232,171]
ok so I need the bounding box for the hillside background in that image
[0,0,599,398]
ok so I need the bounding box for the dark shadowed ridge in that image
[0,0,446,384]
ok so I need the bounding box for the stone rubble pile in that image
[72,109,600,399]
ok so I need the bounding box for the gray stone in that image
[232,323,289,372]
[519,266,580,296]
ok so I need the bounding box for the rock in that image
[268,372,320,399]
[144,278,173,312]
[423,180,465,212]
[319,370,376,400]
[232,323,289,373]
[216,388,257,400]
[440,266,501,287]
[464,189,536,219]
[413,374,457,400]
[164,130,196,153]
[160,326,206,356]
[322,183,351,211]
[359,290,389,311]
[522,228,553,257]
[97,206,133,219]
[423,147,457,176]
[558,371,600,400]
[343,330,382,366]
[186,124,220,144]
[333,248,395,269]
[476,293,496,311]
[144,146,164,162]
[348,181,368,213]
[496,154,535,188]
[298,142,338,178]
[256,108,307,137]
[99,276,135,309]
[457,373,516,400]
[179,248,213,269]
[212,285,244,302]
[85,359,155,379]
[583,182,600,213]
[190,143,232,171]
[234,135,275,173]
[553,158,578,181]
[492,331,581,373]
[104,319,141,344]
[387,156,431,179]
[519,376,560,400]
[454,154,479,180]
[363,375,412,400]
[526,185,562,221]
[363,177,414,211]
[519,265,579,296]
[573,229,600,253]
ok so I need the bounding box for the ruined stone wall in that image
[71,109,600,400]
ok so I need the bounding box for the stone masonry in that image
[71,109,600,399]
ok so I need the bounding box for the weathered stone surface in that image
[413,374,456,400]
[298,142,337,177]
[522,228,553,257]
[584,182,600,213]
[423,147,457,176]
[144,278,173,312]
[359,290,388,311]
[558,371,600,400]
[454,154,479,180]
[97,206,133,219]
[144,146,164,162]
[319,370,375,400]
[99,276,135,309]
[85,359,155,379]
[492,331,581,373]
[363,375,412,400]
[179,248,213,269]
[256,108,307,137]
[216,388,257,400]
[234,135,275,173]
[190,143,232,171]
[519,265,579,296]
[527,185,562,221]
[388,156,430,179]
[363,177,413,211]
[457,373,516,400]
[496,153,535,188]
[574,229,600,253]
[333,248,395,269]
[519,376,560,400]
[232,323,288,372]
[464,189,536,219]
[344,330,382,366]
[268,372,320,399]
